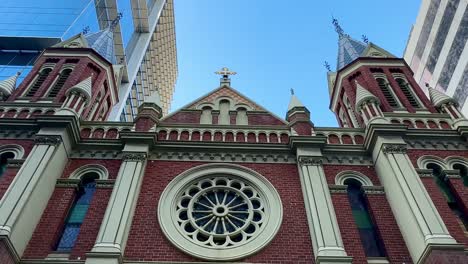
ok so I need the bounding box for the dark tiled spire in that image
[333,18,368,71]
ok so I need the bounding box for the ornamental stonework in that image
[34,135,62,145]
[382,144,407,154]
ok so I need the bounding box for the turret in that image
[286,89,314,135]
[327,19,437,128]
[0,72,20,101]
[354,81,388,126]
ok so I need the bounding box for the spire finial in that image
[82,26,90,35]
[332,17,345,37]
[324,61,331,71]
[215,67,236,86]
[290,88,295,95]
[110,12,123,31]
[361,34,369,44]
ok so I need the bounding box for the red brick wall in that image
[421,177,468,246]
[247,113,286,126]
[0,240,16,264]
[366,194,412,263]
[0,139,35,158]
[162,111,201,124]
[323,165,381,185]
[61,159,122,180]
[124,161,314,263]
[0,168,19,200]
[23,187,75,259]
[407,149,468,167]
[424,249,468,263]
[331,193,367,263]
[70,188,112,260]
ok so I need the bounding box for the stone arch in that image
[0,144,25,159]
[335,170,374,186]
[69,164,108,180]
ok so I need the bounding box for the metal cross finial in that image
[82,26,90,35]
[361,35,369,44]
[324,61,331,72]
[215,67,237,79]
[110,12,123,31]
[290,88,295,95]
[332,17,345,36]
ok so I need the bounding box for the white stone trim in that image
[335,170,374,186]
[158,163,282,261]
[417,155,448,170]
[69,164,109,180]
[0,144,25,159]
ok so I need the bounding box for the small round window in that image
[158,164,282,261]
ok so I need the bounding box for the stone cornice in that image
[119,131,157,146]
[35,114,81,147]
[56,178,81,188]
[6,159,24,168]
[289,135,327,150]
[329,185,347,193]
[34,135,62,145]
[363,186,385,194]
[382,144,407,154]
[122,152,147,162]
[363,123,407,152]
[416,169,433,178]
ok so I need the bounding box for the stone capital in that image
[122,152,147,162]
[34,135,62,145]
[381,143,407,154]
[297,156,323,166]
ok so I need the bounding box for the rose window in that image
[176,177,264,247]
[158,164,283,261]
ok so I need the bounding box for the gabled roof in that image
[53,28,116,64]
[162,85,288,125]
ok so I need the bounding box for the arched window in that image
[0,152,15,178]
[55,172,99,251]
[200,106,212,125]
[25,68,52,97]
[236,107,248,125]
[427,163,468,231]
[395,78,420,108]
[375,78,399,108]
[48,69,72,98]
[453,164,468,187]
[344,178,386,257]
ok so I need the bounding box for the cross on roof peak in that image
[215,67,237,86]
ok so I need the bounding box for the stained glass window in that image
[55,175,97,252]
[344,178,386,257]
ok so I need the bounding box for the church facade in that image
[0,22,468,264]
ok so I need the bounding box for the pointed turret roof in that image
[84,28,116,64]
[333,19,368,71]
[355,81,379,109]
[0,72,20,96]
[67,77,93,101]
[288,90,305,111]
[428,86,456,107]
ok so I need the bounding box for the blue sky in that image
[0,1,421,126]
[171,0,421,127]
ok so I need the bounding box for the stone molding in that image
[56,178,81,188]
[95,179,116,188]
[406,140,467,151]
[443,170,462,179]
[416,169,434,178]
[6,159,24,168]
[34,135,62,145]
[151,151,296,163]
[122,152,147,162]
[382,144,407,154]
[328,185,348,193]
[363,186,385,195]
[297,156,323,166]
[70,150,122,159]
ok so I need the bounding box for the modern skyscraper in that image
[0,0,177,122]
[404,0,468,115]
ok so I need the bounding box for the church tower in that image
[327,19,437,128]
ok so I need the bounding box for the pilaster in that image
[86,144,148,264]
[365,123,462,263]
[291,136,352,263]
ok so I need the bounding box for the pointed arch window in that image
[344,178,386,257]
[48,69,72,98]
[25,68,52,97]
[375,78,399,108]
[395,78,420,108]
[427,163,468,231]
[55,173,98,252]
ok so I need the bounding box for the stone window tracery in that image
[158,164,282,261]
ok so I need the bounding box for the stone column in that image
[0,135,68,258]
[86,144,148,264]
[371,139,462,263]
[297,154,352,264]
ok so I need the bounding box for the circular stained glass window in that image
[158,164,282,261]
